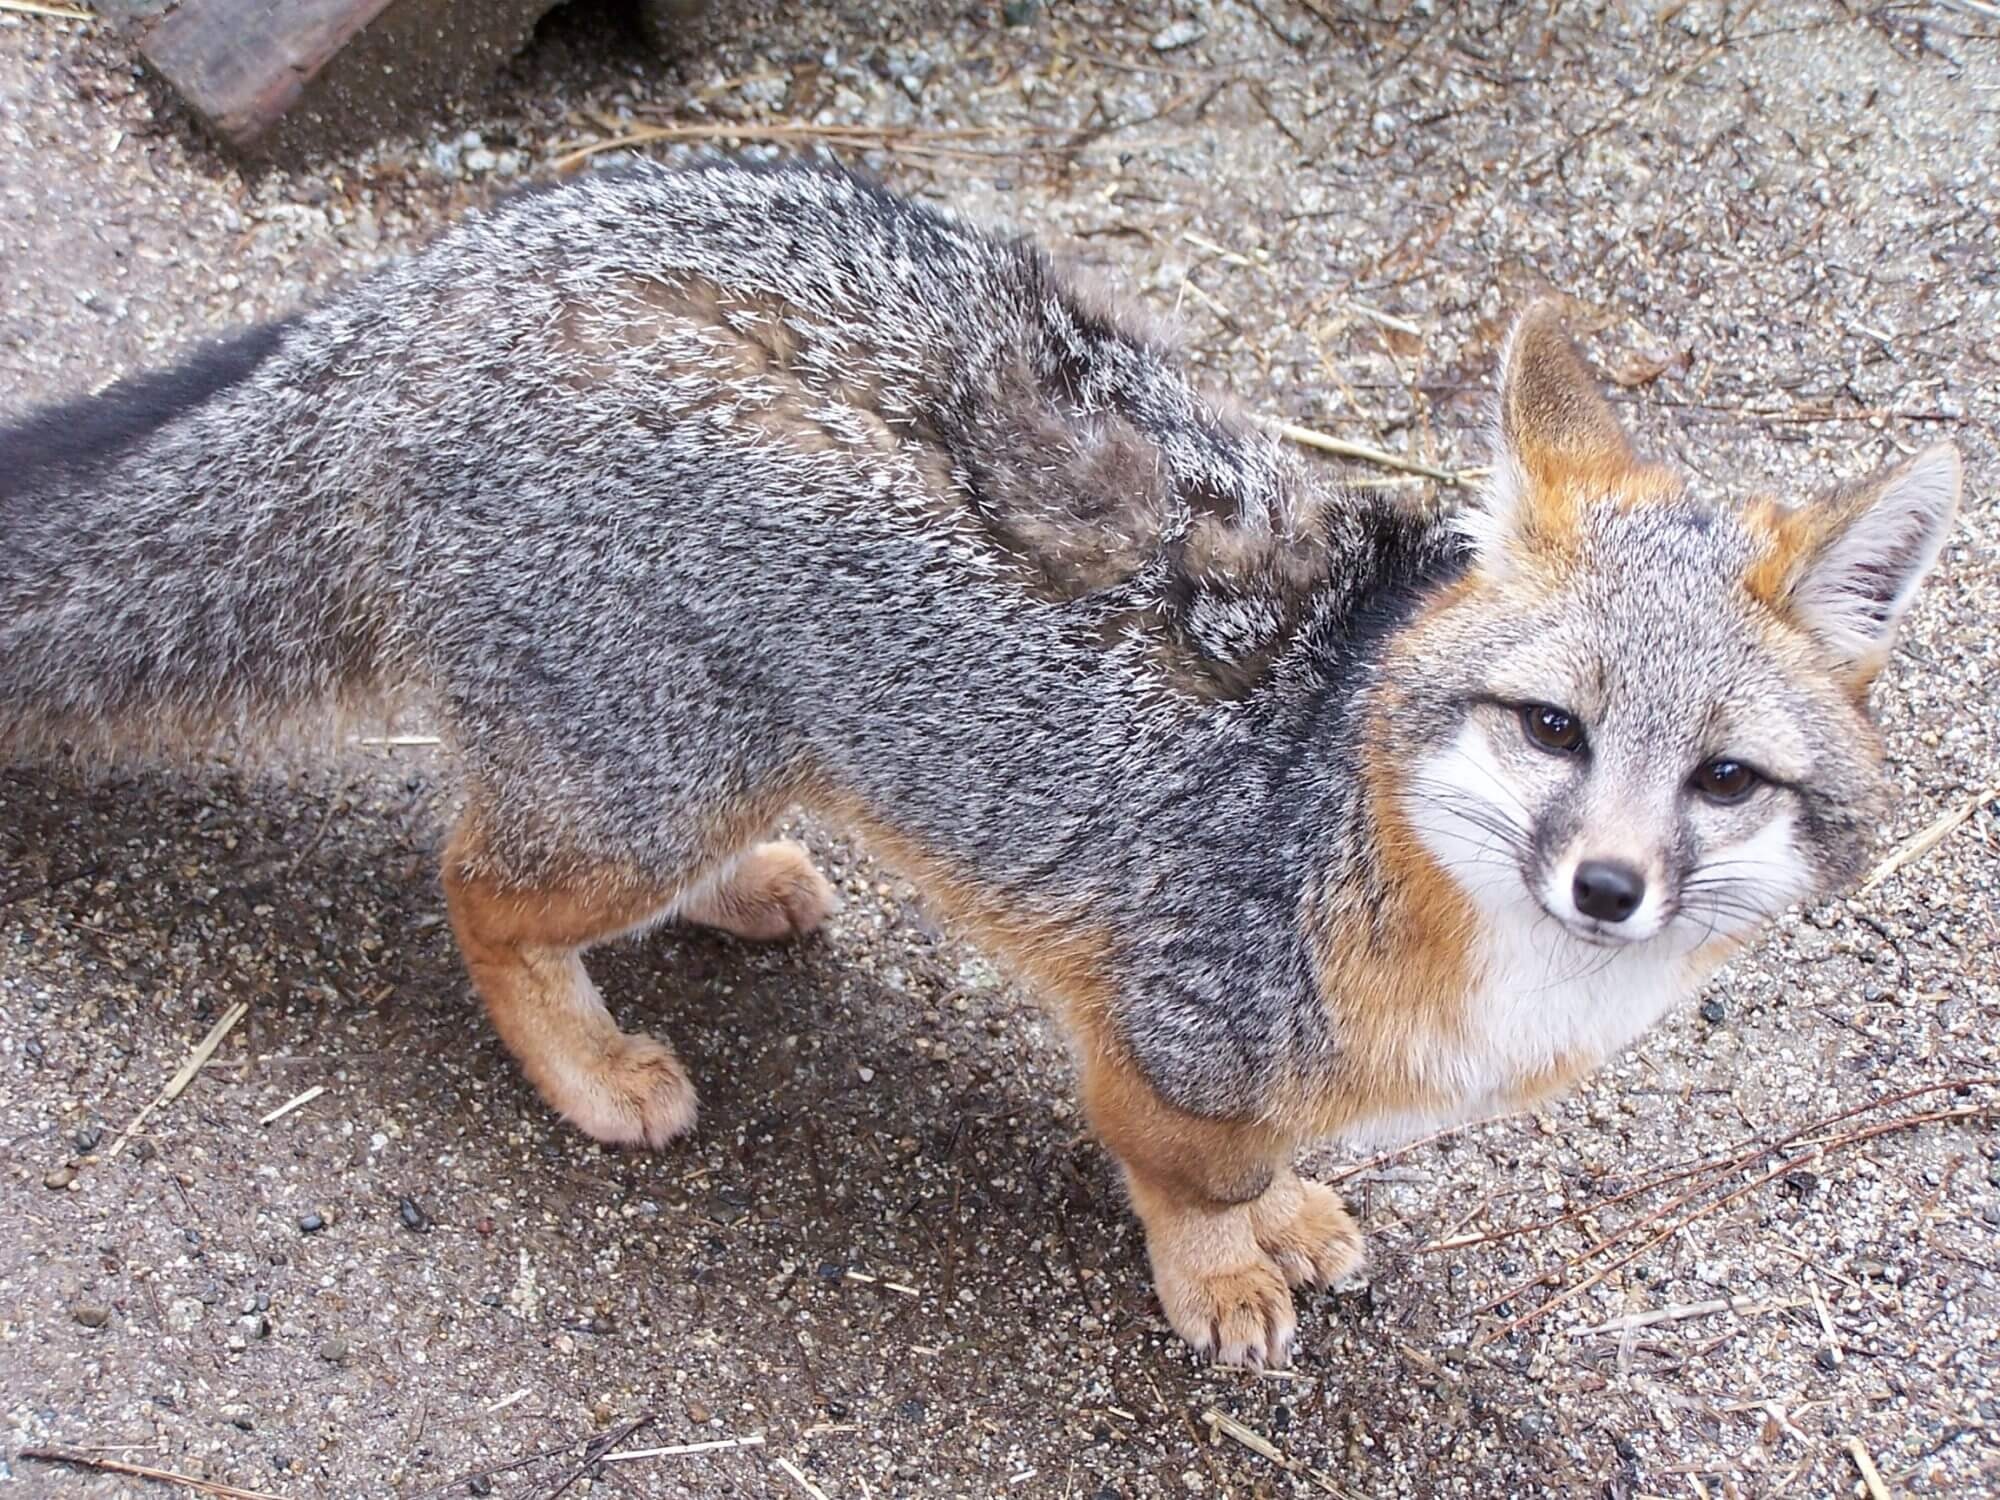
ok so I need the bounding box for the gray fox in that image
[0,159,1959,1365]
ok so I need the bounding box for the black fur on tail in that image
[0,315,399,762]
[0,320,294,504]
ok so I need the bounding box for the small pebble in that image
[298,1212,326,1234]
[42,1166,76,1191]
[318,1336,350,1364]
[467,1476,494,1497]
[687,1401,713,1424]
[72,1125,103,1152]
[588,1312,616,1335]
[1699,998,1727,1024]
[72,1302,110,1329]
[398,1197,430,1232]
[1150,19,1206,51]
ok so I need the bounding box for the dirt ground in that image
[2,2,1997,1496]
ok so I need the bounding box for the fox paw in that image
[681,840,840,942]
[1250,1173,1368,1291]
[554,1033,699,1149]
[1153,1251,1298,1368]
[1144,1197,1299,1367]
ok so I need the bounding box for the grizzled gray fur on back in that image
[0,158,1464,1116]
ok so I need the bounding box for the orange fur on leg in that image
[676,838,839,941]
[443,817,697,1149]
[1077,1026,1360,1367]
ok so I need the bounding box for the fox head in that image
[1383,304,1959,959]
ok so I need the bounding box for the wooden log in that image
[140,0,565,159]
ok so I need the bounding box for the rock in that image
[298,1212,326,1234]
[1150,19,1206,51]
[72,1302,111,1329]
[1002,0,1036,24]
[319,1335,350,1364]
[221,1402,254,1430]
[42,1166,76,1190]
[398,1197,430,1232]
[1699,998,1727,1024]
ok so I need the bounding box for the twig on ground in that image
[602,1435,765,1463]
[1567,1295,1804,1338]
[549,121,1066,173]
[1806,1269,1842,1368]
[1860,784,1998,892]
[1476,1100,1996,1345]
[257,1084,327,1127]
[1443,1075,1996,1267]
[1328,1111,1522,1187]
[356,734,442,748]
[106,1002,250,1159]
[1347,301,1424,337]
[775,1456,834,1500]
[1272,419,1478,485]
[0,0,95,18]
[538,1414,652,1500]
[1846,1436,1893,1500]
[1201,1408,1359,1497]
[19,1449,286,1499]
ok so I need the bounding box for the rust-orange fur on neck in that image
[1288,676,1485,1136]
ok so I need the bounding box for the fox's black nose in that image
[1572,860,1646,924]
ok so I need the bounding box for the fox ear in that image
[1760,443,1960,688]
[1467,302,1641,558]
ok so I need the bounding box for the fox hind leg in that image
[675,837,840,942]
[443,813,699,1149]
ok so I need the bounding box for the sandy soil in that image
[1,2,1996,1496]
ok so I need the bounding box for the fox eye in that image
[1521,704,1586,755]
[1693,758,1759,803]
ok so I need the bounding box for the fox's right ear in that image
[1462,302,1649,562]
[1746,442,1961,691]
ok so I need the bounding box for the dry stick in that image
[106,1002,250,1159]
[537,1414,652,1500]
[1476,1103,1997,1346]
[1200,1408,1358,1498]
[1471,1081,1997,1316]
[1860,783,1998,892]
[0,0,95,18]
[1271,419,1477,485]
[1442,1075,1997,1267]
[1327,1111,1523,1187]
[258,1084,327,1127]
[19,1449,287,1500]
[549,121,1063,173]
[1846,1437,1894,1500]
[601,1435,766,1463]
[775,1456,833,1500]
[1567,1295,1805,1338]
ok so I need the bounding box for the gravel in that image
[1,2,1996,1496]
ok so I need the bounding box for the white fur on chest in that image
[1339,918,1696,1150]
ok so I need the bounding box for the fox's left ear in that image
[1467,301,1653,561]
[1748,442,1961,689]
